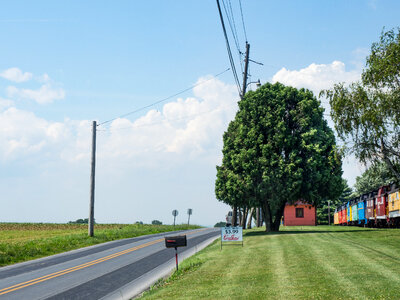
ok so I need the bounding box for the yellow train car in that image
[388,184,400,221]
[334,210,339,225]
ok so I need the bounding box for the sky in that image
[0,0,399,226]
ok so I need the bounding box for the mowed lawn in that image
[141,226,400,300]
[0,223,199,267]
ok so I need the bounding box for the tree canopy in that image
[216,82,343,231]
[317,179,352,225]
[354,161,396,196]
[322,28,400,182]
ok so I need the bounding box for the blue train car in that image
[357,194,368,226]
[347,201,351,223]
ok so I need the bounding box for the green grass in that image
[0,223,200,267]
[140,226,400,300]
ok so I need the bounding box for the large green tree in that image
[322,28,400,182]
[216,83,343,232]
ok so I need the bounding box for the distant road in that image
[0,228,219,300]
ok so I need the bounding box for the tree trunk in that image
[232,205,237,226]
[242,207,249,229]
[272,203,285,231]
[247,207,254,229]
[262,202,273,232]
[238,208,243,227]
[256,207,260,227]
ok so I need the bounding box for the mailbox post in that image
[165,235,187,271]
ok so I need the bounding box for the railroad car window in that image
[296,208,304,218]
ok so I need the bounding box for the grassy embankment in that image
[141,226,400,300]
[0,223,200,267]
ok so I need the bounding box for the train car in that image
[388,184,399,227]
[357,194,368,226]
[334,208,339,225]
[347,201,351,223]
[351,199,358,225]
[366,190,377,227]
[375,185,390,227]
[337,206,342,225]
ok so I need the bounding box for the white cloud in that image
[272,60,361,95]
[7,83,65,104]
[0,97,14,111]
[0,77,238,166]
[0,67,32,82]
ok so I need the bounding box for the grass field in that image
[140,226,400,300]
[0,223,200,267]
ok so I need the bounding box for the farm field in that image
[141,226,400,300]
[0,223,200,267]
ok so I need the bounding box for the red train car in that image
[375,185,390,227]
[366,190,377,226]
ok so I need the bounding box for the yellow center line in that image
[0,228,208,296]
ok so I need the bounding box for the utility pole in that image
[187,208,193,226]
[89,121,96,237]
[328,200,331,226]
[241,42,250,99]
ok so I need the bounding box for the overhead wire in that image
[102,105,237,132]
[223,0,244,73]
[97,68,231,126]
[216,0,242,97]
[238,0,248,42]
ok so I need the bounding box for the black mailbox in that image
[165,235,187,248]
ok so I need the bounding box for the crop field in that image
[141,226,400,300]
[0,223,199,267]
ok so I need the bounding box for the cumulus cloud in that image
[0,67,32,82]
[100,77,238,163]
[272,60,361,95]
[0,77,238,167]
[7,83,65,104]
[0,97,14,111]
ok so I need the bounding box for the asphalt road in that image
[0,228,219,300]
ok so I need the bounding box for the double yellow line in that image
[0,228,207,296]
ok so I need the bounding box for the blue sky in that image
[0,0,399,226]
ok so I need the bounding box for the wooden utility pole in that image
[241,42,250,99]
[328,200,331,225]
[89,121,96,237]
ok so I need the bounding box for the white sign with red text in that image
[221,226,242,242]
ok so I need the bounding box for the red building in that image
[283,201,316,226]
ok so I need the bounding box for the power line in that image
[97,68,230,126]
[221,0,247,76]
[216,0,242,97]
[238,0,248,42]
[222,0,241,55]
[101,105,235,132]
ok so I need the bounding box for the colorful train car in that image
[366,191,377,226]
[334,209,339,225]
[375,185,390,227]
[357,194,368,226]
[388,184,400,227]
[347,201,351,223]
[333,184,400,228]
[351,199,358,225]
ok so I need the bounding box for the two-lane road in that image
[0,228,219,299]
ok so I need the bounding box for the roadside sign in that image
[221,226,243,249]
